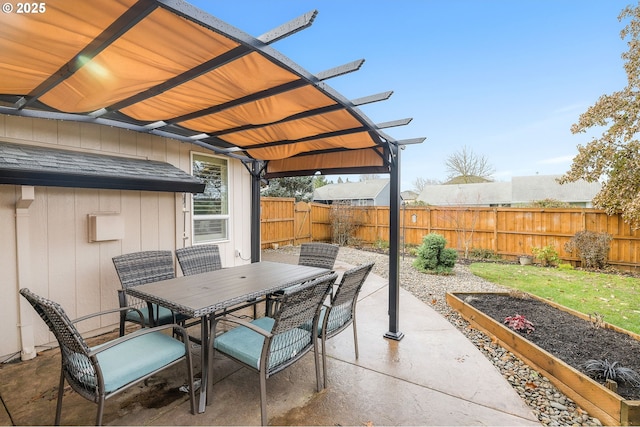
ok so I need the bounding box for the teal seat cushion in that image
[304,305,350,336]
[215,317,312,371]
[92,331,186,393]
[126,304,174,326]
[214,317,275,369]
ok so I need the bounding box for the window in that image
[192,153,229,243]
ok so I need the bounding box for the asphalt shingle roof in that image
[0,142,204,193]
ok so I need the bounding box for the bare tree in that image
[412,177,441,193]
[445,146,495,182]
[359,174,381,181]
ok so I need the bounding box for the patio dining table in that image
[125,260,331,413]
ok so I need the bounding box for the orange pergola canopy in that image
[0,0,423,178]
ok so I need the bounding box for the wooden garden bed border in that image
[446,291,640,426]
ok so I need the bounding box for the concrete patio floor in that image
[0,253,540,426]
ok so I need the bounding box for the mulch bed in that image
[460,293,640,400]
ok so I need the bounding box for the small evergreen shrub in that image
[564,230,612,269]
[413,233,457,274]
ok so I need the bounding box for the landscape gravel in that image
[264,246,602,426]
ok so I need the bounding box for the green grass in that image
[469,263,640,335]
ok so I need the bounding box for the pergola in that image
[0,0,424,339]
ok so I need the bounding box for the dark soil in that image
[459,293,640,400]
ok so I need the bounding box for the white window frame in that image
[191,152,230,244]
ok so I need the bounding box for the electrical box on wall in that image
[88,213,124,242]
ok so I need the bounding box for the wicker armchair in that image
[318,262,374,387]
[176,244,222,276]
[298,242,339,269]
[112,250,177,335]
[19,288,195,426]
[210,272,338,426]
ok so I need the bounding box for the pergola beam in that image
[258,10,318,44]
[351,91,393,106]
[316,59,365,81]
[398,137,426,145]
[377,118,413,129]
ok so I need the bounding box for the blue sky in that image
[191,0,633,191]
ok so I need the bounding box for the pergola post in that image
[251,161,262,263]
[385,143,404,341]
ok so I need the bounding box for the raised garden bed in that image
[446,291,640,426]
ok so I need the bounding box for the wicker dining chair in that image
[175,244,222,276]
[210,272,338,426]
[318,262,374,387]
[19,288,195,426]
[112,250,177,335]
[266,243,339,316]
[298,242,339,269]
[176,244,261,318]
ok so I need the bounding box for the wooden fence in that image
[260,198,640,270]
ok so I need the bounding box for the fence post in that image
[493,208,498,254]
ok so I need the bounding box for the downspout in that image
[16,186,36,360]
[385,144,404,340]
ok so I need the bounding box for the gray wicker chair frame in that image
[175,244,222,276]
[298,242,339,269]
[265,243,338,316]
[320,262,374,387]
[210,272,338,426]
[112,250,176,335]
[19,288,195,426]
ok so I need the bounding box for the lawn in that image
[469,263,640,335]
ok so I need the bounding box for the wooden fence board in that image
[260,199,639,271]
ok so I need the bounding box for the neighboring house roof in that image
[417,174,601,206]
[443,175,492,185]
[401,190,419,201]
[511,175,601,204]
[0,142,205,193]
[420,181,512,206]
[313,179,390,201]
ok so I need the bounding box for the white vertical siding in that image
[0,116,251,359]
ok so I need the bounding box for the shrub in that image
[374,238,389,250]
[470,248,499,260]
[582,359,640,386]
[404,244,419,257]
[330,202,361,245]
[531,244,560,266]
[413,233,457,274]
[564,230,612,269]
[557,262,574,271]
[528,198,571,208]
[504,314,535,334]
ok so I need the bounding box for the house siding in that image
[0,114,251,360]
